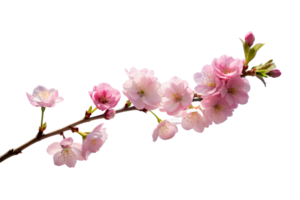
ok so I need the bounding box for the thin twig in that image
[0,99,202,163]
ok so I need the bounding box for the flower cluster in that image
[22,31,281,167]
[47,123,107,167]
[169,55,249,137]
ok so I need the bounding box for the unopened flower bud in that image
[267,69,281,78]
[245,31,255,47]
[104,109,116,121]
[85,111,91,119]
[124,100,132,108]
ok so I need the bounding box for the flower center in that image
[184,111,200,124]
[228,87,237,94]
[60,148,75,161]
[99,95,108,104]
[91,139,97,145]
[160,125,169,135]
[138,90,145,97]
[38,90,51,100]
[223,69,228,74]
[172,93,182,102]
[213,104,223,113]
[207,82,215,87]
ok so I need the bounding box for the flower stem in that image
[40,107,46,130]
[77,131,87,137]
[149,111,163,123]
[91,107,98,114]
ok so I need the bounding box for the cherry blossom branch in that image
[0,98,203,164]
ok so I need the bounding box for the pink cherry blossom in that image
[123,72,162,110]
[193,65,224,97]
[47,137,83,168]
[220,77,250,105]
[212,55,243,80]
[160,76,194,115]
[26,85,63,107]
[125,67,157,81]
[245,31,255,47]
[181,107,211,133]
[89,83,121,111]
[81,123,108,160]
[152,119,180,142]
[201,95,235,124]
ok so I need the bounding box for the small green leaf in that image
[246,43,265,65]
[42,122,47,128]
[256,72,267,77]
[255,75,266,87]
[246,48,256,65]
[88,106,92,113]
[243,42,250,59]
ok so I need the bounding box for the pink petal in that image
[152,128,159,142]
[45,141,63,156]
[180,88,193,107]
[92,123,104,132]
[71,147,84,161]
[52,152,65,167]
[59,136,76,146]
[164,100,180,113]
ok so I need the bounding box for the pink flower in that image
[201,95,234,124]
[267,69,281,78]
[89,83,121,111]
[220,77,250,105]
[123,72,162,110]
[125,67,157,81]
[161,76,194,115]
[26,85,63,107]
[81,124,108,160]
[47,137,83,168]
[245,31,255,47]
[181,107,211,133]
[212,55,243,80]
[152,119,180,142]
[193,65,224,97]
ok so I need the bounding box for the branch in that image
[0,99,202,163]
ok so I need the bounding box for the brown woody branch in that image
[0,98,203,164]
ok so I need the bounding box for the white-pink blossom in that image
[86,82,123,112]
[201,95,235,124]
[47,137,83,168]
[152,119,180,142]
[212,55,243,80]
[181,107,211,133]
[82,124,108,160]
[160,76,194,115]
[194,65,224,97]
[221,77,250,105]
[125,67,157,81]
[26,85,63,107]
[123,71,162,110]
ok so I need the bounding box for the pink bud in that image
[104,109,116,121]
[245,31,255,47]
[267,69,281,78]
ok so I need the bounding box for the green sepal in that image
[250,62,263,69]
[42,122,47,128]
[82,135,86,140]
[88,106,92,113]
[126,100,132,107]
[256,72,268,78]
[253,60,276,74]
